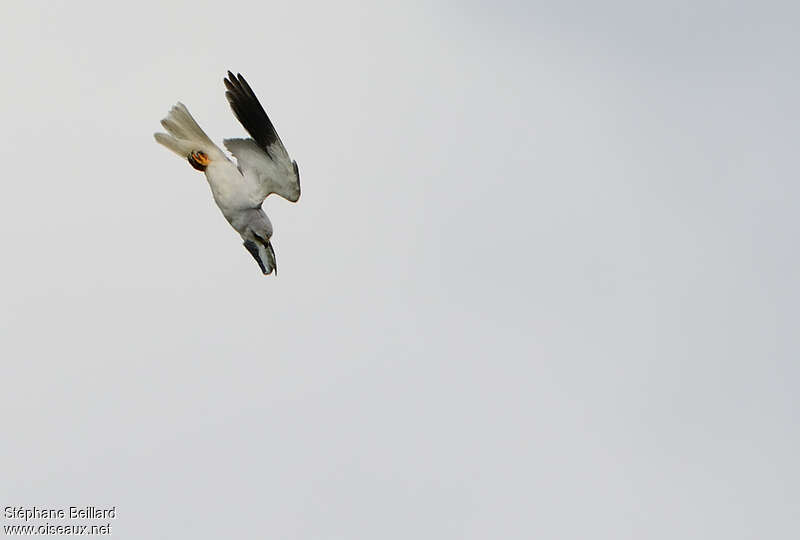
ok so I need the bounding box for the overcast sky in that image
[1,1,798,538]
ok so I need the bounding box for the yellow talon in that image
[188,151,210,171]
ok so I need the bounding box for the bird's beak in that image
[265,240,277,276]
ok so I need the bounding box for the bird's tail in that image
[153,102,217,158]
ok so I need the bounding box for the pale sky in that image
[1,1,798,538]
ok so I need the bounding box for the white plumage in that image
[154,72,300,275]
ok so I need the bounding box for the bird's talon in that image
[187,151,210,171]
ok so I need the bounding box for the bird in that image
[154,71,300,276]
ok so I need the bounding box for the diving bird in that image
[154,71,300,275]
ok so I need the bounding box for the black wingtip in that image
[221,70,281,152]
[224,72,236,92]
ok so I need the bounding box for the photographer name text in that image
[3,507,116,522]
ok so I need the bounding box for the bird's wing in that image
[223,71,300,203]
